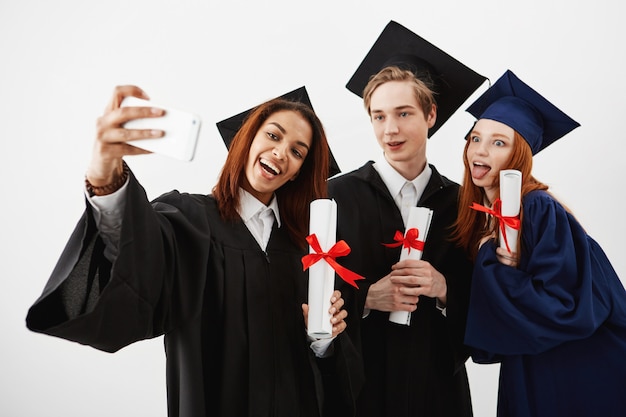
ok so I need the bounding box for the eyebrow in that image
[268,121,287,134]
[471,129,512,140]
[268,121,310,150]
[371,105,416,114]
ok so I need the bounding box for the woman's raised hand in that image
[85,85,165,188]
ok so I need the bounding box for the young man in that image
[327,21,487,417]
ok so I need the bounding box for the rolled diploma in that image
[389,206,433,326]
[307,199,337,339]
[499,169,522,254]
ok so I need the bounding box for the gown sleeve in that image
[464,191,616,358]
[26,171,212,353]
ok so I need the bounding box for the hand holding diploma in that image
[499,169,522,254]
[384,206,433,326]
[470,169,521,254]
[303,199,364,338]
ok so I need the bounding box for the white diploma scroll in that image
[499,169,522,253]
[389,206,434,326]
[307,199,337,339]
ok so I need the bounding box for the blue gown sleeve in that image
[464,191,618,358]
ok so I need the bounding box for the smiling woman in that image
[25,85,363,417]
[243,110,313,205]
[8,3,626,417]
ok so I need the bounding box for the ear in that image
[427,104,437,128]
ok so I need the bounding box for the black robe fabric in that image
[26,172,362,417]
[327,161,474,417]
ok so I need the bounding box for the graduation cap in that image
[345,20,487,138]
[466,70,580,155]
[216,86,341,178]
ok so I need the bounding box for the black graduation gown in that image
[26,172,346,417]
[327,161,473,417]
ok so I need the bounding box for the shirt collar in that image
[237,188,282,227]
[373,153,432,200]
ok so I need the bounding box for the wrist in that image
[85,161,130,197]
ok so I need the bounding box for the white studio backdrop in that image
[2,0,623,416]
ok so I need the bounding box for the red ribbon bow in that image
[470,198,521,253]
[302,234,365,288]
[381,228,425,253]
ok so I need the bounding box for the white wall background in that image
[2,0,624,416]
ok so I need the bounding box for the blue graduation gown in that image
[465,190,626,417]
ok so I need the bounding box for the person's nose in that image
[272,142,287,159]
[474,141,488,156]
[384,119,399,136]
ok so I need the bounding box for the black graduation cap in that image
[466,70,580,155]
[216,86,341,178]
[345,20,487,138]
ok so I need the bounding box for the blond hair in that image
[362,66,436,118]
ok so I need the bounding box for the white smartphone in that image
[121,96,202,161]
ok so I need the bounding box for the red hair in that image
[212,99,330,249]
[452,130,549,259]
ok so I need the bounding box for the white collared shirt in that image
[236,189,281,251]
[372,153,432,208]
[86,180,129,261]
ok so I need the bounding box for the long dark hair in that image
[212,98,330,249]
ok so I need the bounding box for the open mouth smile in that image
[260,158,281,176]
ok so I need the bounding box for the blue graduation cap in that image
[346,20,487,138]
[216,86,341,178]
[466,70,580,154]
